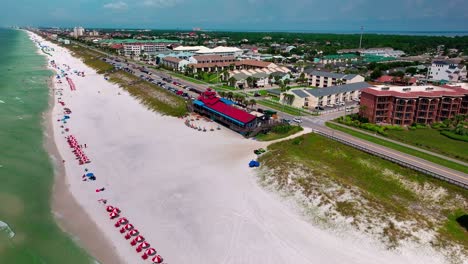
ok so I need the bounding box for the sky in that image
[1,0,468,32]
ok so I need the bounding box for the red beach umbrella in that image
[152,255,163,263]
[136,244,143,253]
[139,242,150,249]
[130,235,145,246]
[106,206,114,212]
[118,217,128,225]
[145,248,157,256]
[124,224,134,231]
[109,212,119,219]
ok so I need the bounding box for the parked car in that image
[293,117,302,123]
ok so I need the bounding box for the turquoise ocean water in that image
[0,28,93,263]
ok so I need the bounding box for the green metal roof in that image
[323,54,358,60]
[99,39,179,44]
[363,55,396,63]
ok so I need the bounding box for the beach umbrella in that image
[109,212,119,219]
[129,229,139,236]
[139,242,150,249]
[124,224,134,231]
[145,248,157,256]
[152,255,163,263]
[136,244,143,253]
[130,235,144,246]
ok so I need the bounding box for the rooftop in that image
[100,39,178,44]
[303,69,358,80]
[288,82,372,98]
[196,89,256,125]
[363,85,468,98]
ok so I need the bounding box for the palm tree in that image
[228,77,236,87]
[222,69,229,81]
[249,99,257,108]
[246,76,254,88]
[282,94,295,105]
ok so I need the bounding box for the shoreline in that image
[28,31,451,264]
[40,45,124,263]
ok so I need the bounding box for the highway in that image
[75,41,468,189]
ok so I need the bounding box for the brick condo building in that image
[360,85,468,125]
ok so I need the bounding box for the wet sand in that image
[44,78,123,264]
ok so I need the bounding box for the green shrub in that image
[440,130,468,142]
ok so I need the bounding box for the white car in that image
[293,117,302,123]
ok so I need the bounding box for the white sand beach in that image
[29,31,449,264]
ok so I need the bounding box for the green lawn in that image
[214,85,238,91]
[258,133,468,249]
[166,71,207,85]
[108,71,188,117]
[256,125,303,141]
[326,122,468,174]
[258,100,309,116]
[385,128,468,162]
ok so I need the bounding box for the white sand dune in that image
[29,32,448,264]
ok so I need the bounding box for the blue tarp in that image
[249,160,260,168]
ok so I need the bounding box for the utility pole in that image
[359,26,364,49]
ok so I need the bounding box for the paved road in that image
[73,41,468,188]
[329,122,468,167]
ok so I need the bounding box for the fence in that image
[313,130,468,189]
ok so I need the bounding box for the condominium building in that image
[73,27,84,38]
[304,69,365,88]
[280,82,372,109]
[428,60,467,82]
[122,40,178,57]
[360,85,468,125]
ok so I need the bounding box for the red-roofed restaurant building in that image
[360,85,468,125]
[193,89,261,135]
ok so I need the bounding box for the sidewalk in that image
[330,122,468,167]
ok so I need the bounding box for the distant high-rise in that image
[73,26,85,38]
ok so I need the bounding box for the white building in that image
[123,42,173,57]
[280,82,372,109]
[360,47,405,57]
[428,60,467,82]
[304,70,365,88]
[73,27,84,38]
[161,57,190,71]
[173,45,243,57]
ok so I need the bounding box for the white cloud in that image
[142,0,182,8]
[103,1,128,10]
